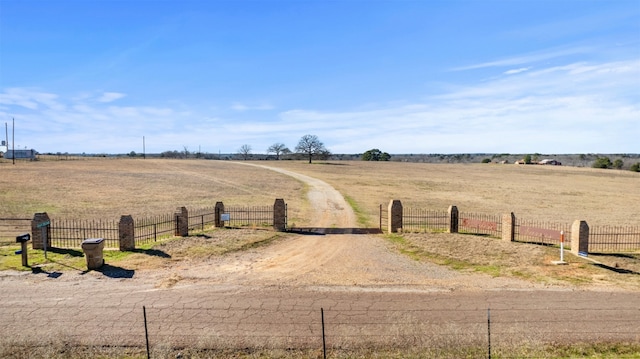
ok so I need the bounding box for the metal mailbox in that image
[16,233,30,243]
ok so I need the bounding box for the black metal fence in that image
[49,218,119,249]
[188,206,217,232]
[0,217,31,244]
[134,213,176,246]
[401,208,449,233]
[589,225,640,253]
[224,206,273,228]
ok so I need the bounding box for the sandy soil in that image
[140,163,557,292]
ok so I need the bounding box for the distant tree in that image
[295,134,327,164]
[481,158,491,163]
[524,154,532,164]
[238,144,252,160]
[182,146,190,159]
[630,163,640,172]
[613,159,624,170]
[128,151,137,157]
[362,149,391,161]
[267,143,291,160]
[593,156,612,169]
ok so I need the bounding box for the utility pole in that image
[143,136,146,159]
[12,118,15,165]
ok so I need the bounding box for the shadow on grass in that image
[593,263,640,275]
[131,248,171,259]
[48,247,84,257]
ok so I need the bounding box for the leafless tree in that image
[295,134,327,164]
[238,144,252,160]
[267,143,291,160]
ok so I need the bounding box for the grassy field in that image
[257,160,640,227]
[2,158,638,226]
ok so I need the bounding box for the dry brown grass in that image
[0,158,306,221]
[259,160,640,227]
[2,159,637,229]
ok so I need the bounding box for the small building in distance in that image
[4,149,37,160]
[538,159,561,165]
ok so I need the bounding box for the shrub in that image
[481,158,491,163]
[592,156,612,169]
[613,159,623,169]
[631,163,640,172]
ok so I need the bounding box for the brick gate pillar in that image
[119,215,135,251]
[215,202,225,228]
[31,212,50,250]
[448,205,459,233]
[273,199,286,232]
[388,200,403,233]
[175,206,189,237]
[571,220,589,256]
[502,212,515,242]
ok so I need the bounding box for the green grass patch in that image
[343,195,369,227]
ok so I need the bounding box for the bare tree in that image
[267,143,290,160]
[295,134,327,164]
[238,144,252,160]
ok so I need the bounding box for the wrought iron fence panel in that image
[589,225,640,253]
[459,212,502,237]
[50,218,119,249]
[402,208,449,233]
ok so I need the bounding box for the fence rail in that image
[224,206,273,227]
[402,208,449,233]
[459,212,502,237]
[188,206,216,232]
[50,218,119,249]
[0,218,31,243]
[134,213,176,246]
[589,225,640,253]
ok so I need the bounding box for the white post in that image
[560,230,564,262]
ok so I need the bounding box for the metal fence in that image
[224,206,273,228]
[589,225,640,253]
[401,208,449,233]
[0,217,31,244]
[50,218,119,249]
[188,206,216,232]
[459,212,502,237]
[134,213,176,246]
[514,219,571,247]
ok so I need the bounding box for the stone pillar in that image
[273,199,287,232]
[388,200,403,233]
[571,220,589,256]
[119,215,135,251]
[175,206,189,237]
[31,212,50,250]
[502,212,515,242]
[215,202,225,228]
[448,205,459,233]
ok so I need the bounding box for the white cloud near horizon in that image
[1,57,638,155]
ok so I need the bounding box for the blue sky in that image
[1,0,638,155]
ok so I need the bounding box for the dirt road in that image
[1,163,639,350]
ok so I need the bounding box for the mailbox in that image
[16,233,30,243]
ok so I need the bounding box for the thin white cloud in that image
[453,46,591,71]
[504,67,530,75]
[97,92,126,103]
[231,102,274,111]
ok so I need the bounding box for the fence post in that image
[502,212,515,242]
[571,220,589,256]
[31,212,50,250]
[175,207,189,237]
[215,202,225,228]
[448,205,459,233]
[388,200,403,233]
[273,199,287,232]
[119,215,135,251]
